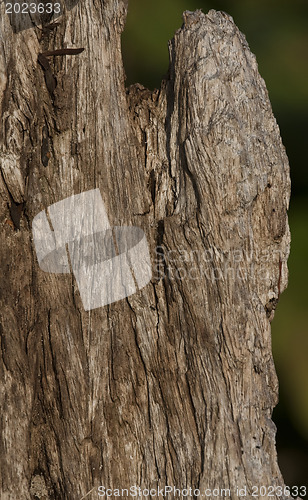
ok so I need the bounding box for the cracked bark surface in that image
[0,2,291,499]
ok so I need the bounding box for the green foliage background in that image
[122,0,308,486]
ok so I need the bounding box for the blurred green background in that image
[122,0,308,487]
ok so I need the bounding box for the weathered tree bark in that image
[0,2,291,499]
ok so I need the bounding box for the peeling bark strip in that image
[38,48,85,96]
[41,48,85,56]
[0,3,291,500]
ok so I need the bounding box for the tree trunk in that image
[0,3,291,499]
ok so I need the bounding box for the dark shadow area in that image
[274,387,308,488]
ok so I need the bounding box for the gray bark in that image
[0,2,291,499]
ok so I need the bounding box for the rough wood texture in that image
[0,3,291,499]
